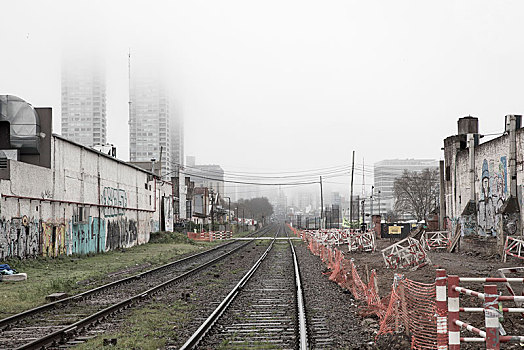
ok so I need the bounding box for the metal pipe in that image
[1,194,155,213]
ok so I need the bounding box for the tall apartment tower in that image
[129,70,172,176]
[61,55,106,146]
[170,102,184,170]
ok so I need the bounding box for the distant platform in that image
[233,237,303,240]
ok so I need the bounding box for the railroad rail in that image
[180,224,308,349]
[0,225,274,349]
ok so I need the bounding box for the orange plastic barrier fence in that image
[187,231,232,241]
[292,225,438,350]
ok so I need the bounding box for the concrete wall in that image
[0,135,173,259]
[444,121,521,253]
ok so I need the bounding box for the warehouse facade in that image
[0,97,173,259]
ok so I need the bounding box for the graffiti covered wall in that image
[0,135,172,260]
[477,156,507,236]
[0,217,40,259]
[443,117,524,246]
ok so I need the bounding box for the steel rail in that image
[0,239,238,329]
[15,231,269,350]
[290,236,309,349]
[179,231,278,350]
[11,226,273,350]
[180,224,309,349]
[2,226,271,331]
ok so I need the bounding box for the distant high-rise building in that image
[129,68,177,176]
[171,103,184,170]
[61,54,106,146]
[374,159,439,215]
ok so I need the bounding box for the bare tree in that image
[394,168,439,222]
[385,210,400,223]
[233,197,274,223]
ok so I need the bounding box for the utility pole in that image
[350,150,355,225]
[439,160,446,230]
[159,146,163,177]
[320,176,324,229]
[370,185,374,227]
[224,196,231,229]
[210,189,214,232]
[361,199,365,228]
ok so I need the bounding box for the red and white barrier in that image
[381,237,430,269]
[348,230,376,252]
[437,269,524,349]
[503,236,524,262]
[421,231,450,251]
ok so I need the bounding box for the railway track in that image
[0,225,274,349]
[179,224,308,349]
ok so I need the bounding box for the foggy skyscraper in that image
[171,101,184,169]
[129,67,183,177]
[61,54,106,146]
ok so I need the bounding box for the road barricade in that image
[503,236,524,262]
[435,269,524,349]
[348,230,376,252]
[381,237,430,269]
[421,231,450,251]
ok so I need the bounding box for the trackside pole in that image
[448,275,460,350]
[436,269,448,350]
[484,284,500,350]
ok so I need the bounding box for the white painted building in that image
[0,98,173,260]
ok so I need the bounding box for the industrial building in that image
[0,96,173,260]
[442,115,523,254]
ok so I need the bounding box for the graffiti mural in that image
[69,217,106,255]
[101,187,127,217]
[0,217,40,259]
[163,196,173,232]
[106,218,138,250]
[42,221,67,257]
[477,157,507,236]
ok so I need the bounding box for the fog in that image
[1,0,524,200]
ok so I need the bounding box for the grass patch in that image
[0,237,219,319]
[232,230,252,238]
[75,299,194,349]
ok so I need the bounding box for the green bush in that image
[149,231,194,245]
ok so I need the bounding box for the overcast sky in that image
[1,1,523,196]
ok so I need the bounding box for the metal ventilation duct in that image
[0,95,41,154]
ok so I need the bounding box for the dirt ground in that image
[343,238,523,298]
[339,237,524,349]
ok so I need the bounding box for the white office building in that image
[374,159,439,215]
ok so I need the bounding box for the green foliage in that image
[149,231,194,245]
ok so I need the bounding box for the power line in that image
[179,171,320,186]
